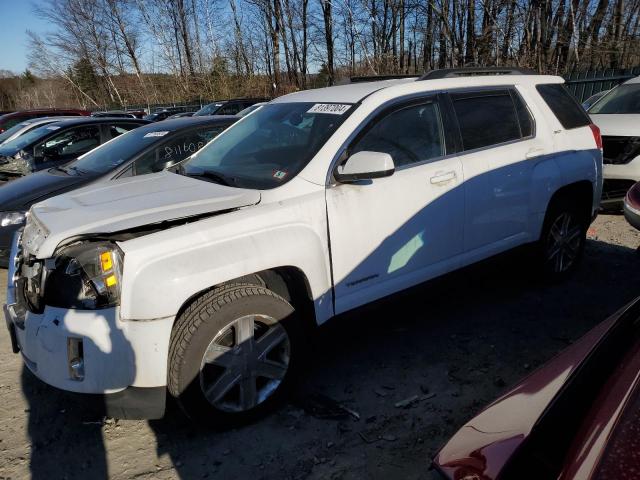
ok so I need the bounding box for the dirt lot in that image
[1,213,640,480]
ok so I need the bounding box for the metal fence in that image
[564,67,640,102]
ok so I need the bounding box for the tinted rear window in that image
[452,90,522,151]
[536,84,590,129]
[512,91,535,138]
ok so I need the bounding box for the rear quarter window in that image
[536,84,591,130]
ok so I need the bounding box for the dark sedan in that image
[0,116,237,265]
[0,117,148,180]
[194,98,268,116]
[432,298,640,480]
[0,108,90,133]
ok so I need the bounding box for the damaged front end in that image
[0,150,35,180]
[602,136,640,165]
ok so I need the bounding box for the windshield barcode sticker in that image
[307,104,351,115]
[144,131,170,138]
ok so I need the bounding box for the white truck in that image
[5,68,602,426]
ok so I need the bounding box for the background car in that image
[0,108,90,133]
[143,108,188,122]
[623,180,640,230]
[0,117,148,180]
[433,297,640,480]
[0,115,236,265]
[588,77,640,206]
[236,102,266,117]
[91,111,138,118]
[193,98,268,116]
[0,116,80,146]
[166,112,195,119]
[582,89,610,109]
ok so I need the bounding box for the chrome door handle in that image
[430,171,456,185]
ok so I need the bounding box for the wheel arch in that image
[172,266,319,336]
[536,180,594,241]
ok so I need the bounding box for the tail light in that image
[589,124,603,150]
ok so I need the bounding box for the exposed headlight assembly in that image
[3,150,34,175]
[45,241,124,309]
[0,211,26,227]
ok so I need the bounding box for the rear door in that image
[449,88,549,262]
[326,95,465,313]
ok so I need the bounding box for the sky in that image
[0,1,49,74]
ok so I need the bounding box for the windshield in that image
[194,103,223,116]
[589,84,640,114]
[237,104,263,117]
[66,126,173,174]
[0,121,34,143]
[184,102,354,189]
[0,123,62,152]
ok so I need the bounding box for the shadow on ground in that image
[19,236,640,479]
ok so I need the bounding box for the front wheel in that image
[538,201,587,278]
[167,283,303,427]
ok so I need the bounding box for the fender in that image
[117,190,334,324]
[529,148,600,239]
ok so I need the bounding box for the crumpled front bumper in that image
[4,232,174,419]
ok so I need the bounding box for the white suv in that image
[5,69,603,425]
[588,76,640,204]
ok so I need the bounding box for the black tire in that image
[536,195,589,279]
[168,283,304,428]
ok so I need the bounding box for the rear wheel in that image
[168,283,303,427]
[538,199,588,277]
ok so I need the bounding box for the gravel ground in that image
[1,213,640,480]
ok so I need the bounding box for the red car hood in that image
[433,298,640,480]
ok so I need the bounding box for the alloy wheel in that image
[199,314,291,413]
[545,212,583,274]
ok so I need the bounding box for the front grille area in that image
[10,232,45,318]
[602,136,640,165]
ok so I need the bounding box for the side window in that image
[109,123,139,139]
[37,126,101,162]
[511,91,534,138]
[217,103,242,115]
[536,84,591,130]
[134,128,223,175]
[452,90,521,151]
[350,101,445,168]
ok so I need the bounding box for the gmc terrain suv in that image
[5,68,603,425]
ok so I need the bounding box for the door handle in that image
[430,171,457,185]
[525,148,546,159]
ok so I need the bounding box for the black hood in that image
[0,168,96,211]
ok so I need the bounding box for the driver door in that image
[326,96,465,314]
[34,125,101,171]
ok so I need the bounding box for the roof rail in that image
[419,67,538,80]
[350,74,419,83]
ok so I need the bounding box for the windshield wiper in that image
[52,165,70,174]
[67,165,87,175]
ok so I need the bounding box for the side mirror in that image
[334,151,395,183]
